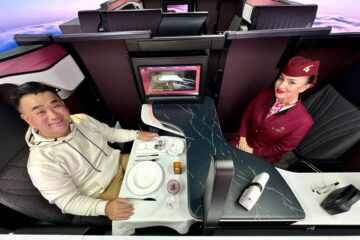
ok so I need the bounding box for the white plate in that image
[126,161,163,196]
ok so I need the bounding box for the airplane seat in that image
[102,9,162,33]
[100,0,144,11]
[156,12,208,36]
[0,44,84,100]
[0,84,16,104]
[276,84,360,172]
[240,2,317,31]
[340,141,360,172]
[78,10,102,33]
[0,227,11,234]
[227,0,246,31]
[0,103,110,233]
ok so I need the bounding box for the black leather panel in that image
[299,85,360,159]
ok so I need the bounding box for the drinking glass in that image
[165,179,181,209]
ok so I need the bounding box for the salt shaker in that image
[238,172,269,211]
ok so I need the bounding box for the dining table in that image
[112,136,195,235]
[114,96,360,236]
[149,97,305,222]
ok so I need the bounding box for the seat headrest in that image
[0,104,28,171]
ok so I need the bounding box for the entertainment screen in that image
[131,56,208,102]
[139,65,200,95]
[163,0,195,13]
[166,4,189,13]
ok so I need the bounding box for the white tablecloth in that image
[112,136,195,235]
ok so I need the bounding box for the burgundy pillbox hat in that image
[282,56,320,85]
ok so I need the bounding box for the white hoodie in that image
[26,113,137,216]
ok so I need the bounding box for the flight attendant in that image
[231,56,320,164]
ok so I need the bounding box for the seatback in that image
[157,12,208,36]
[78,10,102,33]
[297,84,360,159]
[102,9,162,33]
[0,103,109,226]
[227,0,246,31]
[100,0,144,11]
[245,4,317,30]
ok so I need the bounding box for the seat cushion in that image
[0,147,73,223]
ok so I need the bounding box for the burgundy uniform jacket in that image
[231,89,314,164]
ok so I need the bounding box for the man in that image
[9,82,158,220]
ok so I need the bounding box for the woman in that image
[230,56,320,164]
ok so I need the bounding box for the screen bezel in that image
[131,55,208,103]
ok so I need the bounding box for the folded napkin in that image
[239,172,270,211]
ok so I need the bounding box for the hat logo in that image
[303,64,313,73]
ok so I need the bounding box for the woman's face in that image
[274,73,312,103]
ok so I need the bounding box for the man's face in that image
[19,91,70,139]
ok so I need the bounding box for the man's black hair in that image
[9,82,59,112]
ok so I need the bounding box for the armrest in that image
[14,225,110,235]
[0,227,12,234]
[289,160,321,172]
[289,158,345,173]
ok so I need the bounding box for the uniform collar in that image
[268,97,299,115]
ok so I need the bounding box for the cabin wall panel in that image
[341,141,360,171]
[331,54,360,106]
[216,0,241,32]
[297,47,358,88]
[142,0,163,9]
[217,37,292,135]
[71,40,141,129]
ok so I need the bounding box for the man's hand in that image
[238,137,254,154]
[137,131,159,141]
[105,198,134,220]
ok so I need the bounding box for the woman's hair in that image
[307,75,316,84]
[9,82,59,111]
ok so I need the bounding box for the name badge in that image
[272,126,285,133]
